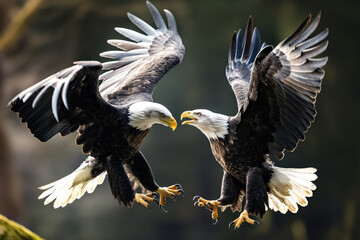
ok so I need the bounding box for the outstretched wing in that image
[8,61,108,142]
[225,16,266,112]
[99,1,185,103]
[233,12,328,160]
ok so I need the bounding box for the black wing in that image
[231,12,328,160]
[8,61,108,142]
[8,1,184,142]
[98,1,185,104]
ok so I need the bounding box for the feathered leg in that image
[194,171,244,224]
[126,152,183,209]
[105,156,135,207]
[229,167,266,229]
[126,152,159,192]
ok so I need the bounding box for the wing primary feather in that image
[115,27,151,43]
[296,40,328,62]
[22,90,35,103]
[247,27,261,64]
[291,57,328,73]
[32,86,50,108]
[99,49,148,60]
[241,15,254,61]
[51,84,62,122]
[293,28,329,55]
[278,15,311,47]
[229,31,237,63]
[146,1,167,32]
[290,69,325,83]
[101,60,134,70]
[61,78,71,109]
[289,11,322,48]
[127,12,157,36]
[107,39,147,51]
[235,29,243,60]
[164,9,177,32]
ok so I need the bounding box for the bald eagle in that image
[181,12,328,228]
[9,1,184,209]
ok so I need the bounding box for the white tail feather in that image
[267,166,317,214]
[38,157,107,208]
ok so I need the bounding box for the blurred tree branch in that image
[0,0,44,52]
[0,214,44,240]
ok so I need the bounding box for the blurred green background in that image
[0,0,359,239]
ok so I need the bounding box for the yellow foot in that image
[134,193,155,208]
[193,196,221,224]
[156,184,183,212]
[229,210,259,229]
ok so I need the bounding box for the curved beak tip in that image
[180,111,191,120]
[170,117,177,131]
[180,111,195,125]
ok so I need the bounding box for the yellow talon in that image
[157,185,183,206]
[193,196,221,221]
[230,210,259,229]
[134,193,154,208]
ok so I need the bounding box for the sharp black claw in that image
[159,205,168,213]
[175,183,182,189]
[178,189,184,194]
[194,201,199,206]
[205,202,214,211]
[255,220,260,226]
[152,192,160,198]
[228,221,234,229]
[213,218,219,225]
[153,196,160,206]
[147,204,152,209]
[193,195,200,201]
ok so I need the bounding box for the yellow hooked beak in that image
[161,116,177,131]
[181,111,197,125]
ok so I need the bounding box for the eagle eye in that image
[160,113,166,118]
[195,112,202,117]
